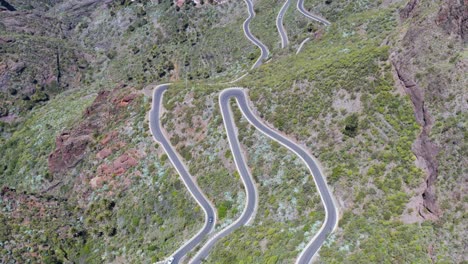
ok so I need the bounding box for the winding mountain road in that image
[219,88,338,264]
[297,0,331,25]
[189,88,338,263]
[149,84,216,264]
[276,0,292,48]
[150,1,336,263]
[188,89,260,264]
[243,0,270,69]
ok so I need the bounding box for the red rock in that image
[48,85,136,178]
[84,91,110,117]
[90,177,104,189]
[113,154,137,170]
[97,148,112,159]
[97,164,113,176]
[113,167,126,175]
[48,133,91,174]
[95,153,137,177]
[100,131,118,146]
[118,93,137,107]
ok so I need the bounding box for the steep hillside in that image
[0,0,466,263]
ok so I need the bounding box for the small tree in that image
[343,113,359,137]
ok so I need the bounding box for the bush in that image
[31,91,49,103]
[343,113,359,137]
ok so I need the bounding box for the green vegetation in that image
[342,113,359,137]
[0,90,205,263]
[78,1,256,88]
[249,0,284,51]
[1,0,465,262]
[0,32,88,115]
[163,3,451,263]
[0,89,94,190]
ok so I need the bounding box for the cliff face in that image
[392,0,466,234]
[48,86,139,180]
[392,60,441,218]
[436,0,468,42]
[392,0,467,221]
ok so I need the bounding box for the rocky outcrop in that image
[97,148,112,160]
[391,0,466,219]
[400,0,419,20]
[48,86,140,177]
[435,0,468,42]
[100,131,118,145]
[115,93,137,107]
[392,61,441,218]
[48,91,111,174]
[176,0,185,7]
[97,153,137,177]
[48,133,91,174]
[90,151,138,189]
[401,0,467,41]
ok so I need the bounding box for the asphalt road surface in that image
[221,88,338,264]
[188,88,260,264]
[243,0,270,69]
[276,0,292,48]
[149,84,216,264]
[149,1,335,262]
[297,0,331,25]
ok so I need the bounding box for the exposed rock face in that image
[176,0,185,7]
[117,93,137,107]
[97,153,137,177]
[48,90,111,174]
[435,0,468,42]
[393,0,466,220]
[48,86,140,178]
[97,148,112,160]
[392,0,451,219]
[400,0,419,20]
[48,133,91,174]
[100,130,118,145]
[393,63,441,216]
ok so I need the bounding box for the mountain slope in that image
[0,0,466,263]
